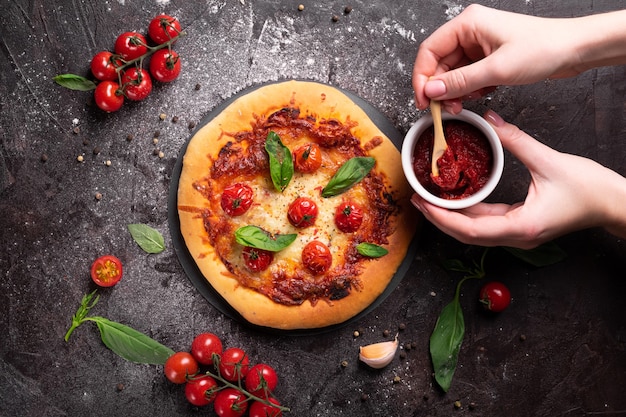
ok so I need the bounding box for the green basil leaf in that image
[53,74,97,91]
[356,242,388,258]
[321,157,376,198]
[265,131,294,192]
[234,225,297,252]
[503,242,567,267]
[429,299,465,392]
[128,224,165,254]
[88,317,175,365]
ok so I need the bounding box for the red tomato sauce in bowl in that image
[412,121,493,200]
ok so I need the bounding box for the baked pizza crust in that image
[178,80,417,330]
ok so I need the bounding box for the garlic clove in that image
[358,334,399,369]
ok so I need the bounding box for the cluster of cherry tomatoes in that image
[90,14,182,112]
[164,332,285,417]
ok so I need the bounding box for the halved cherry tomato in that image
[121,67,152,101]
[334,201,363,233]
[221,183,254,216]
[114,31,148,61]
[287,197,318,228]
[90,51,122,81]
[90,255,123,287]
[244,363,278,398]
[185,375,218,406]
[242,246,273,272]
[149,49,181,82]
[479,281,511,312]
[164,351,199,384]
[218,347,249,382]
[249,397,283,417]
[148,14,182,44]
[293,143,322,173]
[302,240,332,275]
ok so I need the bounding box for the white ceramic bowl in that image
[401,109,504,210]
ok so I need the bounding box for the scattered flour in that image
[444,3,464,20]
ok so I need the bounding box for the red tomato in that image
[149,49,181,82]
[114,31,148,61]
[221,183,254,216]
[191,333,223,365]
[148,14,182,44]
[90,51,122,81]
[214,388,248,417]
[242,246,273,272]
[164,352,199,384]
[479,281,511,312]
[184,375,218,407]
[249,398,283,417]
[334,201,363,233]
[302,240,332,275]
[90,255,123,287]
[218,347,249,382]
[121,67,152,101]
[293,143,322,173]
[287,197,318,228]
[93,81,124,112]
[244,364,278,398]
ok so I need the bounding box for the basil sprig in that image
[322,156,375,198]
[128,223,165,254]
[53,74,97,91]
[356,242,388,258]
[65,291,175,365]
[265,131,294,192]
[235,225,297,252]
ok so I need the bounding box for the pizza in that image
[177,80,417,330]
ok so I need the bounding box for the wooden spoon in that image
[430,100,448,177]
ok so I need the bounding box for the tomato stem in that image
[64,290,100,342]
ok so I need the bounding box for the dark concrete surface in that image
[1,1,625,416]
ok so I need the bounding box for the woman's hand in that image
[410,110,626,248]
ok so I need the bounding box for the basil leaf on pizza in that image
[322,156,376,197]
[234,225,297,251]
[265,131,294,192]
[356,242,389,258]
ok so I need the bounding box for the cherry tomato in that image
[164,352,199,384]
[114,31,148,61]
[479,281,511,312]
[90,255,123,287]
[148,14,182,44]
[149,49,181,82]
[249,398,283,417]
[94,81,124,112]
[221,183,254,216]
[334,201,364,233]
[214,388,248,417]
[90,51,122,81]
[218,347,249,382]
[184,375,218,407]
[244,364,278,398]
[242,246,273,272]
[302,240,332,275]
[287,197,318,228]
[121,67,152,101]
[293,143,322,173]
[191,333,223,365]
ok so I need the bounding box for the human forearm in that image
[569,10,626,73]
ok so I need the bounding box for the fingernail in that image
[484,109,504,127]
[424,79,447,97]
[410,194,428,214]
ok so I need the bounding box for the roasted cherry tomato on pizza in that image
[214,388,248,417]
[185,375,218,406]
[148,14,182,44]
[121,67,152,101]
[149,49,181,82]
[293,143,322,173]
[479,281,511,312]
[221,183,254,216]
[244,364,278,398]
[334,201,364,233]
[164,352,199,384]
[287,197,318,228]
[114,31,148,61]
[249,397,283,417]
[242,246,273,272]
[90,255,123,287]
[218,347,250,382]
[191,332,223,365]
[302,240,332,275]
